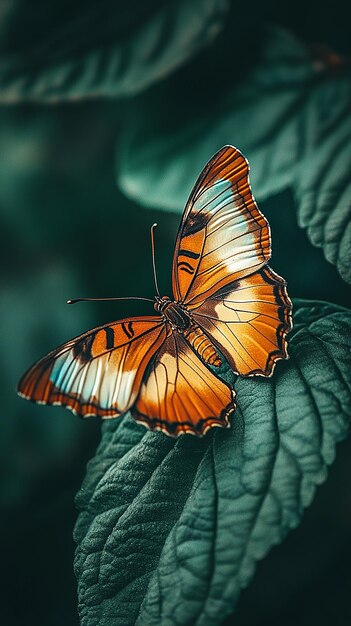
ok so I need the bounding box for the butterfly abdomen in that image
[183,324,222,367]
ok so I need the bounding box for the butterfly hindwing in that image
[131,332,235,436]
[191,266,292,377]
[172,145,271,307]
[18,317,167,418]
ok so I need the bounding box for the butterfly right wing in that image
[192,266,292,377]
[18,317,167,418]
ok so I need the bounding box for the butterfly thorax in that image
[154,296,222,367]
[155,296,191,329]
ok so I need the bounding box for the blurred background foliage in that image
[0,1,350,625]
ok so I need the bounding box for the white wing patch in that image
[50,348,139,411]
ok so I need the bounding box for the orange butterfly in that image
[18,146,292,437]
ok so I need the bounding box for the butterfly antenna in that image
[68,224,161,305]
[151,223,161,297]
[67,296,154,305]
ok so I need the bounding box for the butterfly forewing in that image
[192,266,292,377]
[131,333,235,436]
[172,145,271,307]
[18,317,167,417]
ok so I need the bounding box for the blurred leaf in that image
[117,27,351,283]
[117,27,311,210]
[0,0,228,103]
[74,299,351,626]
[294,76,351,284]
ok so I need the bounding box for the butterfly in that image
[18,145,292,437]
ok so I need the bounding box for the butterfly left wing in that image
[172,145,271,307]
[192,266,292,377]
[132,333,235,436]
[18,317,167,418]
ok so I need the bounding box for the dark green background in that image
[1,2,350,625]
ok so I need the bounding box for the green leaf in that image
[74,300,351,626]
[0,0,228,103]
[117,27,311,210]
[294,77,351,284]
[116,27,351,283]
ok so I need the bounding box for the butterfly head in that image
[154,295,172,313]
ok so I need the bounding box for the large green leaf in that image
[116,27,351,283]
[294,76,351,284]
[74,300,351,626]
[0,0,228,103]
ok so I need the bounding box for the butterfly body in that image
[154,296,191,329]
[18,146,292,437]
[155,296,223,367]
